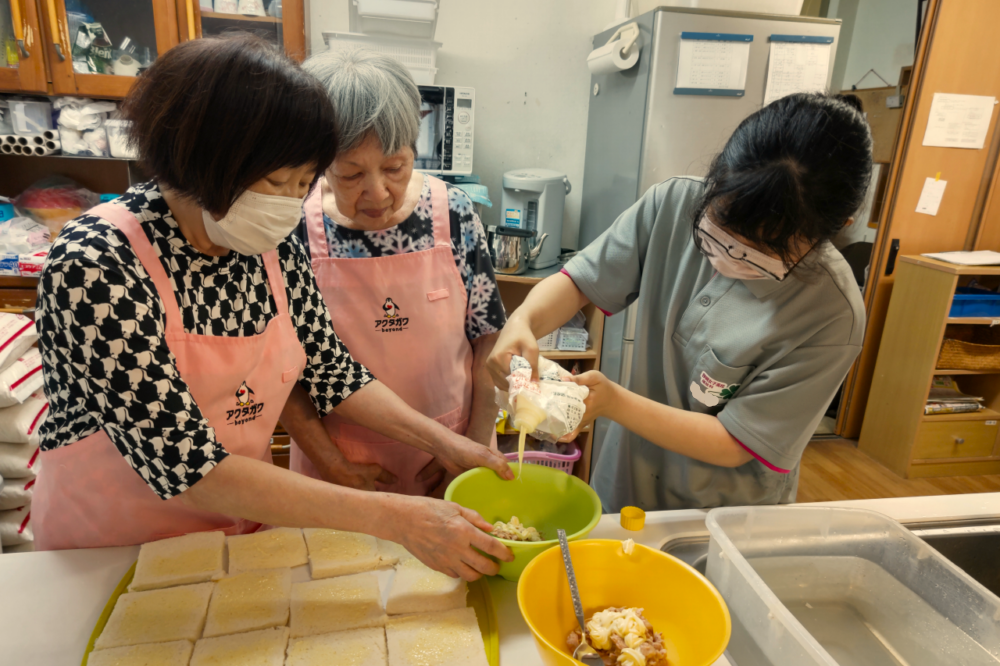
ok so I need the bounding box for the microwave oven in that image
[415,85,474,176]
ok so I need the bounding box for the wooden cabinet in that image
[837,0,1000,438]
[0,0,49,92]
[0,0,306,96]
[860,256,1000,478]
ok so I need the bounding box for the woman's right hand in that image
[385,495,513,581]
[487,315,540,390]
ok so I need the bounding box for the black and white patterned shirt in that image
[36,181,374,499]
[297,177,506,341]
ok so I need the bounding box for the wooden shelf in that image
[202,11,281,23]
[946,317,1000,325]
[933,368,1000,375]
[922,408,1000,422]
[540,350,598,360]
[902,256,1000,276]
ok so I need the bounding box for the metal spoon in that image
[557,529,604,666]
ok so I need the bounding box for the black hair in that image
[122,34,338,216]
[693,92,873,265]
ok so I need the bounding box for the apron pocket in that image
[282,366,301,383]
[427,288,450,302]
[688,346,754,415]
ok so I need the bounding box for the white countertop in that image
[3,493,999,665]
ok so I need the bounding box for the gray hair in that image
[303,48,421,157]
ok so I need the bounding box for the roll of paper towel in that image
[587,37,640,75]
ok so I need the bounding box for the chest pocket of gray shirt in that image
[688,347,754,416]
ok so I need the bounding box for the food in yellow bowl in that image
[567,607,667,666]
[517,539,730,666]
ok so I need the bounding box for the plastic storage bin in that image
[323,31,439,85]
[502,440,580,475]
[949,286,1000,317]
[105,120,137,159]
[706,506,1000,666]
[11,100,53,136]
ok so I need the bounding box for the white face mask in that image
[202,190,304,256]
[696,215,790,281]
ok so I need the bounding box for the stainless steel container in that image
[490,226,535,275]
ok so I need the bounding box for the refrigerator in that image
[581,7,841,467]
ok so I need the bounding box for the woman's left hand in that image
[424,433,515,481]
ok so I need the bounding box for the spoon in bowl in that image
[557,529,604,666]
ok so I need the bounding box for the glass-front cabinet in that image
[183,0,305,61]
[43,0,180,97]
[0,0,49,92]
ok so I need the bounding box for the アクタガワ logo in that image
[375,297,409,333]
[228,380,265,425]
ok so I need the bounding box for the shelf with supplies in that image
[201,11,282,23]
[861,256,1000,479]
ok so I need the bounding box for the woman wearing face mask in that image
[285,50,506,498]
[31,36,515,581]
[488,93,871,511]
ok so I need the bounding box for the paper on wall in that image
[922,93,996,150]
[763,41,831,105]
[915,177,947,216]
[676,40,750,91]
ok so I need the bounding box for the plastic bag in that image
[12,176,99,235]
[495,355,589,443]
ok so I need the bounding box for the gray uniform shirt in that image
[566,178,864,511]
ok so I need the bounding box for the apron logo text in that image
[375,297,409,333]
[230,381,264,425]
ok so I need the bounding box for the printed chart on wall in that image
[763,35,834,105]
[674,32,752,97]
[922,93,997,150]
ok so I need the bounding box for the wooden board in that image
[847,86,906,164]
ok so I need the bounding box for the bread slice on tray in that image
[385,607,488,666]
[202,568,291,637]
[290,572,384,637]
[376,539,414,567]
[88,640,193,666]
[227,527,307,574]
[386,557,467,615]
[94,582,214,649]
[303,528,381,579]
[130,531,226,591]
[285,627,387,666]
[190,626,289,666]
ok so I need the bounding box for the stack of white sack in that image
[55,97,117,157]
[0,314,48,554]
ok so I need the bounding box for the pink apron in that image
[33,203,307,550]
[291,175,495,495]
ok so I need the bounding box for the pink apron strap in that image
[303,183,327,258]
[92,202,184,335]
[427,176,451,248]
[260,250,289,317]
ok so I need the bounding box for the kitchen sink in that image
[661,517,1000,596]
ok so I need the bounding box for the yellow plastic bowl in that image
[517,539,731,666]
[445,463,602,581]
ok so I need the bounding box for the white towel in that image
[0,476,33,510]
[0,505,31,546]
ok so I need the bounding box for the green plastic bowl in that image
[445,462,603,581]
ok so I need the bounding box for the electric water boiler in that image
[500,168,571,270]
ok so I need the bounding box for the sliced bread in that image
[190,626,289,666]
[290,572,384,637]
[385,558,467,616]
[376,539,414,567]
[202,568,291,637]
[94,582,214,649]
[227,527,307,574]
[88,640,193,666]
[385,607,488,666]
[130,531,226,591]
[303,528,381,579]
[285,627,387,666]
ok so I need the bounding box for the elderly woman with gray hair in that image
[288,49,506,498]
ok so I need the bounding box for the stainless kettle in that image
[489,226,548,275]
